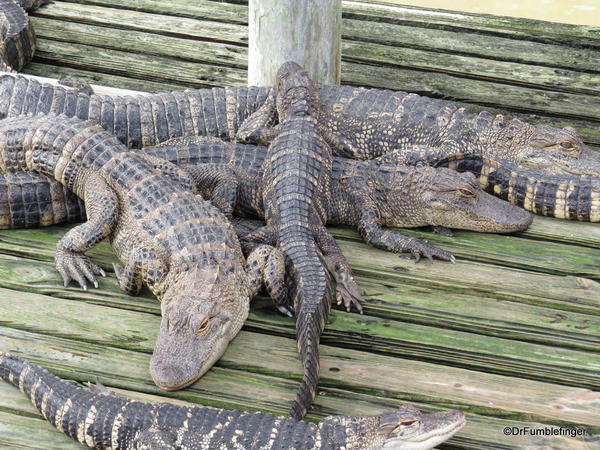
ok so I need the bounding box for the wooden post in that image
[248,0,341,86]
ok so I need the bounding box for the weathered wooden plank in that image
[342,40,600,97]
[35,1,600,77]
[30,14,600,98]
[0,411,82,449]
[1,287,599,428]
[1,326,598,447]
[330,227,600,281]
[341,1,600,47]
[31,17,247,69]
[58,0,248,25]
[1,246,599,390]
[521,216,600,249]
[1,249,598,354]
[341,61,600,122]
[33,39,247,88]
[32,2,247,44]
[64,0,600,54]
[342,18,600,73]
[24,62,183,93]
[1,226,597,315]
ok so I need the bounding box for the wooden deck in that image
[0,0,599,448]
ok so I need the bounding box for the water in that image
[382,0,600,26]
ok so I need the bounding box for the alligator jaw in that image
[382,410,466,450]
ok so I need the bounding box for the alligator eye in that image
[392,419,420,433]
[400,419,419,426]
[196,317,210,335]
[559,141,575,150]
[455,187,476,198]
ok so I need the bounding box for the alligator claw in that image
[331,264,365,313]
[275,303,294,317]
[55,250,103,290]
[408,239,454,263]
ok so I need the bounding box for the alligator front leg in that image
[235,91,280,145]
[55,175,117,289]
[358,209,455,263]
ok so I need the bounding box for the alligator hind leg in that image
[55,175,117,289]
[358,208,455,263]
[245,244,291,316]
[185,164,239,218]
[312,224,365,313]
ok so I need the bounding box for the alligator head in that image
[480,117,600,176]
[275,61,319,120]
[373,164,532,233]
[150,265,249,391]
[326,404,465,449]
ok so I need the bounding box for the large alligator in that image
[0,353,466,450]
[0,114,291,396]
[0,73,597,220]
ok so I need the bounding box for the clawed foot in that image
[55,250,105,290]
[274,301,294,317]
[408,238,455,263]
[325,259,365,313]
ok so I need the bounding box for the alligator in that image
[0,353,466,449]
[0,0,51,72]
[0,142,537,239]
[0,113,292,396]
[0,73,597,220]
[237,61,336,420]
[382,147,600,222]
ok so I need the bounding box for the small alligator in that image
[238,61,335,419]
[0,353,466,449]
[0,114,290,395]
[385,148,600,222]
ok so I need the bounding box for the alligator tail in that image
[0,352,122,448]
[280,224,332,420]
[0,172,86,229]
[443,154,600,222]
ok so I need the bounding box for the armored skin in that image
[0,353,466,450]
[237,62,338,420]
[0,73,598,191]
[0,0,51,72]
[0,114,289,395]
